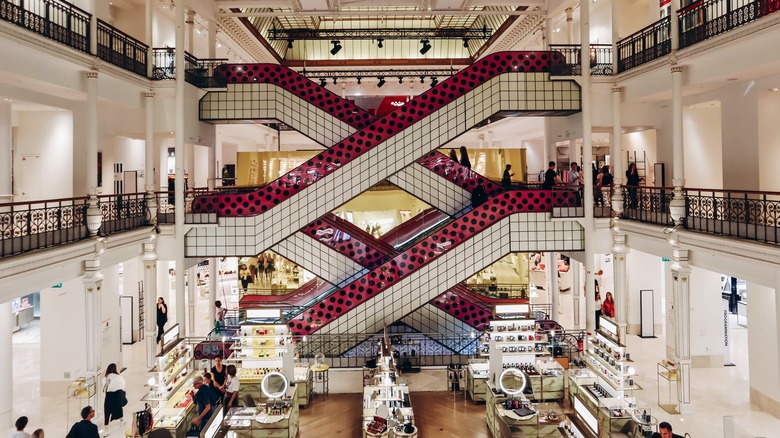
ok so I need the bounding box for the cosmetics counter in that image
[231,323,295,401]
[220,385,300,438]
[362,340,416,438]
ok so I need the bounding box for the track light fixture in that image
[330,40,342,55]
[462,38,469,48]
[419,76,425,84]
[377,76,386,88]
[319,78,327,87]
[356,77,362,84]
[332,77,339,84]
[398,76,404,84]
[419,39,431,55]
[377,38,384,48]
[287,39,294,49]
[431,76,439,87]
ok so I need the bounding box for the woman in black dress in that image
[156,297,167,342]
[210,356,227,403]
[459,146,471,169]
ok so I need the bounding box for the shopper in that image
[593,164,603,206]
[238,264,252,292]
[156,297,168,343]
[459,146,471,169]
[31,430,43,438]
[449,149,458,162]
[215,300,227,328]
[210,356,227,402]
[598,165,614,206]
[658,421,684,438]
[11,416,31,438]
[595,291,603,330]
[501,164,515,189]
[471,184,488,208]
[103,363,126,428]
[602,292,616,318]
[625,162,643,209]
[66,406,99,438]
[191,376,215,431]
[567,163,581,205]
[542,161,562,189]
[202,373,221,407]
[223,365,240,411]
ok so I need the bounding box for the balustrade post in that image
[85,70,102,235]
[88,0,97,55]
[670,248,693,414]
[671,0,681,51]
[670,65,686,226]
[144,91,157,224]
[611,86,624,216]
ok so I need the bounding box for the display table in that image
[529,360,565,401]
[294,366,313,407]
[311,363,330,400]
[466,362,489,403]
[221,385,300,438]
[486,382,567,438]
[656,361,679,414]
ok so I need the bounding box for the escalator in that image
[185,51,579,257]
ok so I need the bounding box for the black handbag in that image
[118,389,128,407]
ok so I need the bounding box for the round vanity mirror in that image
[261,371,289,399]
[498,368,528,396]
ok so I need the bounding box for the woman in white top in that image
[224,364,240,411]
[103,363,127,428]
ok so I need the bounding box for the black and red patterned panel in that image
[430,289,493,330]
[416,151,503,197]
[287,189,554,336]
[193,52,564,217]
[301,218,391,269]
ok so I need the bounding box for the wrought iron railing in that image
[97,192,147,235]
[151,48,228,88]
[465,282,531,299]
[617,16,671,73]
[154,190,196,224]
[621,186,674,226]
[0,0,90,53]
[549,44,614,76]
[679,0,765,49]
[684,188,780,245]
[96,19,147,76]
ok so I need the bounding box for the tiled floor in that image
[5,282,780,437]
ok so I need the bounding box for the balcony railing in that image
[685,188,780,245]
[0,0,90,53]
[96,19,147,76]
[98,192,147,234]
[679,0,766,49]
[549,44,614,76]
[151,48,228,88]
[617,16,672,73]
[621,186,673,226]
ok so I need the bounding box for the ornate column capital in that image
[671,65,684,74]
[85,70,99,80]
[611,86,622,94]
[144,91,155,99]
[565,7,573,20]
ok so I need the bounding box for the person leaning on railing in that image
[625,163,644,209]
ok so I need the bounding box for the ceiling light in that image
[420,39,431,55]
[217,42,222,48]
[771,87,779,92]
[330,40,342,55]
[377,77,386,88]
[320,78,327,87]
[356,77,362,84]
[377,38,384,48]
[462,38,469,48]
[430,77,438,87]
[287,39,294,49]
[2,98,11,102]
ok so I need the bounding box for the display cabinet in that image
[585,330,640,398]
[143,325,195,407]
[657,360,680,414]
[221,385,300,438]
[488,319,538,383]
[466,359,489,403]
[528,359,565,401]
[294,364,313,407]
[232,324,290,365]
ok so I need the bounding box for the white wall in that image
[13,110,73,201]
[193,145,210,188]
[746,281,780,415]
[101,265,123,371]
[102,136,146,195]
[623,130,658,185]
[683,103,723,189]
[523,139,545,179]
[758,91,780,191]
[40,278,86,382]
[626,250,665,334]
[688,266,725,367]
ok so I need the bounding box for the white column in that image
[188,265,197,335]
[84,257,104,409]
[611,86,624,216]
[549,253,559,317]
[85,70,102,236]
[671,0,681,51]
[145,0,154,78]
[89,0,97,55]
[186,10,196,55]
[669,65,686,225]
[569,259,580,328]
[581,0,596,332]
[145,92,158,222]
[0,301,11,427]
[671,248,692,414]
[0,101,11,203]
[209,258,218,323]
[612,230,628,340]
[143,235,159,368]
[208,20,217,59]
[544,17,553,49]
[175,0,187,328]
[565,8,574,44]
[611,0,620,74]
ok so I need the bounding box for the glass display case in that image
[657,360,680,414]
[466,359,489,403]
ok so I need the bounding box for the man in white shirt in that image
[11,416,31,438]
[567,162,581,206]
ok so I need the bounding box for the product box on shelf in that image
[230,323,294,379]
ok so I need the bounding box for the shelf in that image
[230,342,287,350]
[142,369,195,402]
[587,347,628,375]
[150,346,191,373]
[587,358,642,392]
[147,358,191,388]
[593,331,625,350]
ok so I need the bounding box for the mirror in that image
[498,368,528,396]
[261,371,289,399]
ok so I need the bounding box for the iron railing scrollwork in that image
[549,44,613,76]
[97,192,147,235]
[0,0,90,53]
[684,188,780,245]
[621,186,674,226]
[96,19,148,76]
[617,16,671,73]
[152,47,228,88]
[679,0,764,49]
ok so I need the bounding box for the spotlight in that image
[430,76,439,87]
[398,76,404,84]
[420,39,431,55]
[332,77,338,85]
[356,77,362,84]
[287,39,294,49]
[377,38,384,48]
[330,40,342,55]
[419,76,425,84]
[319,78,327,87]
[462,38,469,48]
[377,76,386,88]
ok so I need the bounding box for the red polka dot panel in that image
[416,151,503,197]
[194,52,564,217]
[301,219,391,269]
[287,189,554,336]
[430,290,492,329]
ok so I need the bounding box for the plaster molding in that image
[217,16,278,63]
[485,10,545,55]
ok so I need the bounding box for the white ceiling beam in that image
[218,9,546,17]
[215,0,295,8]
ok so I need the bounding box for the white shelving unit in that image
[231,323,294,379]
[488,318,538,382]
[142,324,194,407]
[585,317,640,398]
